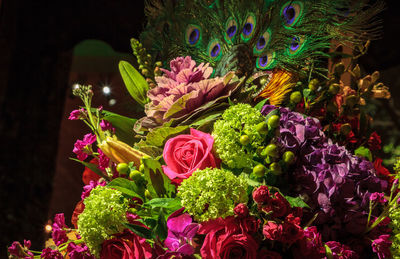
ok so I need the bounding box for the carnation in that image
[212,103,264,168]
[178,168,248,221]
[77,186,129,256]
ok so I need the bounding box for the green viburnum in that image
[178,168,248,222]
[390,205,400,258]
[212,103,264,168]
[77,186,129,256]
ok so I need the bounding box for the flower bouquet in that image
[7,5,400,259]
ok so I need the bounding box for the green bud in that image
[267,115,280,129]
[141,69,150,77]
[308,79,319,91]
[253,164,266,177]
[282,151,295,164]
[239,135,250,145]
[128,208,137,214]
[263,144,279,158]
[328,83,340,95]
[270,162,282,175]
[116,163,129,175]
[155,61,163,67]
[139,164,145,172]
[129,170,142,182]
[145,189,152,200]
[256,121,268,134]
[290,91,302,104]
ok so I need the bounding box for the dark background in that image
[0,0,399,257]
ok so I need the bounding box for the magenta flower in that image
[73,133,96,161]
[68,108,86,120]
[164,209,199,255]
[99,119,114,132]
[81,180,106,200]
[371,234,392,259]
[325,241,359,259]
[8,241,33,258]
[97,148,110,170]
[140,56,237,127]
[67,242,95,259]
[370,192,387,204]
[51,213,68,246]
[41,248,63,259]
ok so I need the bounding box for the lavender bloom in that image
[164,211,199,255]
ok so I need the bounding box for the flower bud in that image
[328,83,340,95]
[240,135,250,145]
[129,170,142,182]
[290,91,302,104]
[308,78,319,91]
[263,144,279,158]
[270,162,282,175]
[253,185,270,204]
[282,151,295,164]
[234,203,249,218]
[256,121,268,134]
[267,115,280,129]
[116,163,129,176]
[253,164,266,177]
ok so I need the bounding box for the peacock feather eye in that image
[185,24,202,46]
[241,13,256,42]
[254,30,271,54]
[281,1,303,27]
[207,39,222,60]
[225,17,238,43]
[256,52,275,70]
[287,36,304,55]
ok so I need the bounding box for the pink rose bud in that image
[234,203,249,218]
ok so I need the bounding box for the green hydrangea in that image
[178,168,248,222]
[212,103,264,168]
[77,186,129,256]
[390,205,400,258]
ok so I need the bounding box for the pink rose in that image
[162,128,220,180]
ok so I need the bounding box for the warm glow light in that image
[72,83,80,90]
[102,86,111,95]
[109,99,117,106]
[45,224,52,233]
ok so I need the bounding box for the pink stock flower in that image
[371,234,392,259]
[41,248,63,259]
[68,108,86,120]
[99,119,115,132]
[370,192,387,204]
[141,56,236,127]
[73,133,96,161]
[97,148,110,170]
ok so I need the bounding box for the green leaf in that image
[325,244,334,259]
[303,88,311,98]
[107,177,144,199]
[254,98,269,111]
[142,157,176,198]
[355,146,372,161]
[144,198,182,210]
[190,112,221,128]
[123,223,153,239]
[119,60,149,106]
[69,158,105,179]
[145,126,189,147]
[164,91,198,119]
[102,111,137,146]
[154,209,168,240]
[284,195,310,208]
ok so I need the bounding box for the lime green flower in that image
[178,168,248,221]
[212,103,264,168]
[77,186,129,256]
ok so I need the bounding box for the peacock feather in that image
[141,0,383,81]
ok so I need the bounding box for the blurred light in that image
[72,83,80,90]
[109,99,117,106]
[102,86,111,95]
[45,224,52,233]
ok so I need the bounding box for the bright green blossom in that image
[390,204,400,258]
[212,103,264,168]
[77,186,129,256]
[178,168,248,222]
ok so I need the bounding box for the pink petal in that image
[167,213,193,233]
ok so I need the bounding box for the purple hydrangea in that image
[261,105,387,244]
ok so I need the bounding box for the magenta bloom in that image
[81,180,106,200]
[73,133,96,161]
[52,213,68,246]
[97,148,110,171]
[370,192,387,204]
[325,241,359,259]
[67,242,95,259]
[68,108,86,120]
[8,241,33,258]
[99,119,114,132]
[164,209,199,255]
[142,56,235,126]
[371,234,392,259]
[41,248,63,259]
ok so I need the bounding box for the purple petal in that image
[167,214,192,233]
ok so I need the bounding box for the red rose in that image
[82,158,101,185]
[253,186,270,204]
[368,132,382,151]
[100,229,152,259]
[199,216,259,259]
[262,221,283,241]
[234,203,249,218]
[162,128,220,180]
[263,192,290,218]
[281,214,303,244]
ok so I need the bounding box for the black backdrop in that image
[0,0,399,257]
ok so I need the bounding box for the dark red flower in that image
[253,186,270,204]
[258,249,282,259]
[71,200,85,228]
[82,158,101,185]
[368,132,382,151]
[262,192,290,218]
[234,203,249,218]
[262,221,283,241]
